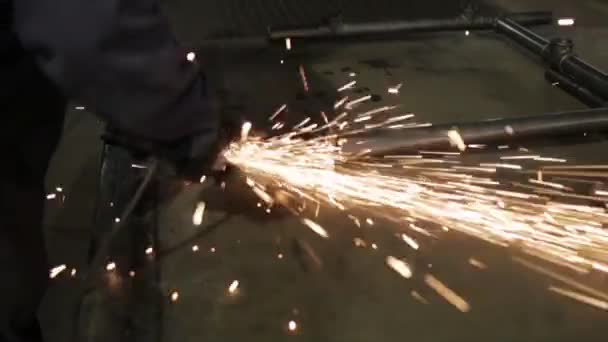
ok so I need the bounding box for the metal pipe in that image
[494,17,548,54]
[495,18,608,102]
[342,108,608,156]
[268,11,553,40]
[545,69,606,108]
[560,57,608,100]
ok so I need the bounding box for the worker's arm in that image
[13,0,218,148]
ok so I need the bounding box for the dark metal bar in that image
[495,18,608,102]
[494,17,548,54]
[268,11,553,40]
[561,56,608,100]
[545,69,606,108]
[342,108,608,156]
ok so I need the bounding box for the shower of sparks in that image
[49,265,67,279]
[425,274,470,312]
[549,286,608,311]
[192,202,206,226]
[225,78,608,303]
[228,120,608,275]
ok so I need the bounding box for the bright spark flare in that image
[425,274,470,312]
[49,265,67,279]
[241,122,252,142]
[288,320,298,332]
[228,280,240,294]
[186,51,197,62]
[192,202,206,226]
[386,256,413,279]
[558,18,575,26]
[301,218,329,239]
[549,286,608,310]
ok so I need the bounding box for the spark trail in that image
[225,113,608,278]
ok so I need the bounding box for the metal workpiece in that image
[495,18,608,102]
[559,55,608,101]
[545,69,607,108]
[342,108,608,156]
[268,11,553,40]
[494,17,549,54]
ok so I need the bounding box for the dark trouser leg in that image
[0,56,66,342]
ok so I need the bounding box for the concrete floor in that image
[42,1,608,341]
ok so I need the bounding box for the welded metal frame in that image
[268,7,608,151]
[270,11,608,108]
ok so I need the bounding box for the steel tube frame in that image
[268,11,553,40]
[495,18,608,102]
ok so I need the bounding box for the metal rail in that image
[268,11,553,39]
[343,108,608,156]
[495,18,608,102]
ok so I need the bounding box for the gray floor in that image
[42,1,608,341]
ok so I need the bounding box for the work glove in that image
[103,114,240,183]
[173,116,241,182]
[103,49,241,182]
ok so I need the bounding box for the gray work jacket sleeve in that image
[13,0,218,143]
